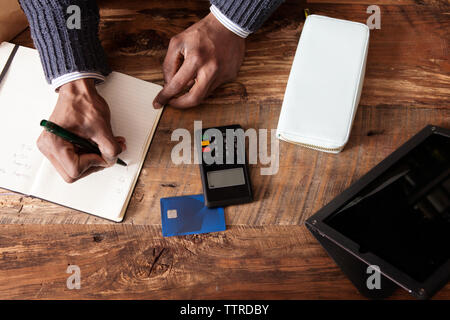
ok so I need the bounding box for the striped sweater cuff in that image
[51,71,105,91]
[210,0,284,32]
[210,5,251,38]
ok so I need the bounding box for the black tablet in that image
[306,125,449,299]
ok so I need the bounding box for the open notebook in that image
[0,42,163,222]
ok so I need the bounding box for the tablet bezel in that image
[305,125,450,299]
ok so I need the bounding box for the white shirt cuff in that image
[210,5,251,39]
[51,71,106,91]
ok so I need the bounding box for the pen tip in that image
[117,158,127,166]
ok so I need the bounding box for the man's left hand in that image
[153,12,246,109]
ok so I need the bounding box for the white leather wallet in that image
[276,15,370,153]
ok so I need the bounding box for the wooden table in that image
[0,0,448,299]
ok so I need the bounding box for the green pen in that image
[40,119,127,166]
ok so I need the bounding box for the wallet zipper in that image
[279,134,343,152]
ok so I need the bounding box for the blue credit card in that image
[160,194,226,237]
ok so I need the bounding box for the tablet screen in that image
[325,133,449,283]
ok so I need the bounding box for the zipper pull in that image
[304,8,310,19]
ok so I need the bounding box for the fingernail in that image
[153,101,162,109]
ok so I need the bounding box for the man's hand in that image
[37,79,126,183]
[153,12,245,109]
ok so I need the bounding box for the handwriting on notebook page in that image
[12,143,33,179]
[114,174,127,195]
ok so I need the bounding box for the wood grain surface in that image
[0,0,448,299]
[0,224,449,299]
[2,0,449,225]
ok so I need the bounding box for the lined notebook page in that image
[31,72,162,221]
[0,43,57,194]
[0,42,163,222]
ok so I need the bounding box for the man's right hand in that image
[37,79,126,183]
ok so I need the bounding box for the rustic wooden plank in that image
[5,0,449,225]
[1,104,448,225]
[307,0,447,5]
[1,0,449,300]
[0,224,448,299]
[14,1,449,107]
[96,1,450,108]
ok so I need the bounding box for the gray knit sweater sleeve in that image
[19,0,111,84]
[19,0,281,84]
[210,0,284,32]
